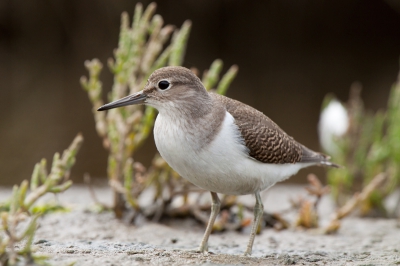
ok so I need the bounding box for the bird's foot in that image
[187,244,214,254]
[197,244,208,254]
[243,249,252,256]
[185,246,207,254]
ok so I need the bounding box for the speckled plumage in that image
[211,93,331,165]
[211,93,303,163]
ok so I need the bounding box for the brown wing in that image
[211,93,328,165]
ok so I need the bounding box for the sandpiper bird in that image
[98,66,338,255]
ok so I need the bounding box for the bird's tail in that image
[301,145,341,168]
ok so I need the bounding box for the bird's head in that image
[97,66,210,114]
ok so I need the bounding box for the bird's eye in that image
[158,80,170,90]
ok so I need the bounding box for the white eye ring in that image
[157,80,171,91]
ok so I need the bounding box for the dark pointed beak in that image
[97,91,147,111]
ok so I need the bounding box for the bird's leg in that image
[244,192,264,256]
[198,192,220,253]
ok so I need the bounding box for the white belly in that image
[154,111,311,195]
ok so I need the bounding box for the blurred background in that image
[1,0,400,185]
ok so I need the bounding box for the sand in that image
[1,184,399,265]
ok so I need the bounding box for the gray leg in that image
[198,192,220,253]
[244,192,264,256]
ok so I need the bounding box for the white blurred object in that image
[318,99,349,155]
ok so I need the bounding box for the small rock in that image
[313,251,328,256]
[284,258,297,265]
[305,256,322,262]
[127,250,145,255]
[171,238,178,244]
[34,239,48,245]
[133,256,144,261]
[280,254,297,265]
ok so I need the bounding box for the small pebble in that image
[34,239,48,244]
[133,256,144,261]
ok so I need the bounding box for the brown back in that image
[211,93,327,164]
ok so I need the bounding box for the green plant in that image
[320,73,400,217]
[0,134,83,265]
[81,2,238,220]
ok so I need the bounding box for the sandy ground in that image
[1,184,400,265]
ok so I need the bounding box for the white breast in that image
[154,111,312,195]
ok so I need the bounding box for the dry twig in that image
[323,173,387,234]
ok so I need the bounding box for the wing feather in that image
[211,93,333,165]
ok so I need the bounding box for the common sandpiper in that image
[98,66,338,255]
